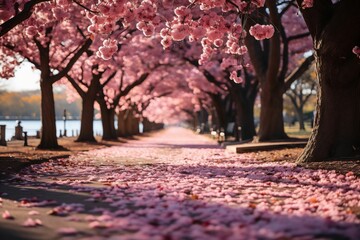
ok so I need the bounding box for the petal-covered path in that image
[0,128,359,240]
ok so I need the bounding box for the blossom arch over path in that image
[0,128,359,239]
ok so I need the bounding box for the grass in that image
[285,122,312,139]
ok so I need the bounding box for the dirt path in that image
[0,127,359,240]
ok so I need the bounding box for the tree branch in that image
[54,44,82,70]
[120,73,150,98]
[101,70,117,88]
[50,38,92,84]
[0,0,49,37]
[72,0,98,14]
[66,74,86,98]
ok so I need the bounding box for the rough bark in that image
[77,97,96,142]
[38,80,59,149]
[297,0,360,162]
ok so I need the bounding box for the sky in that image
[0,61,40,92]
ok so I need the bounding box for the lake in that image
[0,120,108,140]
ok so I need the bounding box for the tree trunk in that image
[230,86,257,141]
[210,94,227,131]
[295,106,306,131]
[76,97,96,142]
[99,100,117,141]
[117,110,127,137]
[298,62,360,162]
[297,0,360,162]
[130,117,139,135]
[109,109,116,138]
[124,111,134,136]
[38,80,59,149]
[142,118,151,133]
[258,85,288,141]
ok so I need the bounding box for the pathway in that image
[0,127,359,240]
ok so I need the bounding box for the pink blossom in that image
[25,26,37,38]
[230,71,244,84]
[57,227,78,236]
[2,210,14,220]
[97,39,118,60]
[302,0,314,8]
[213,39,223,47]
[249,24,275,40]
[171,24,190,41]
[28,210,40,215]
[23,218,42,227]
[353,46,360,58]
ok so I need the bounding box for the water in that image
[0,120,107,140]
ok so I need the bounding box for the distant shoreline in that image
[0,118,83,121]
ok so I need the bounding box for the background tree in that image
[94,35,175,140]
[0,2,93,148]
[285,66,317,131]
[244,1,314,141]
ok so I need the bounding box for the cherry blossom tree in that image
[65,59,117,142]
[64,28,136,142]
[117,75,170,137]
[296,0,360,162]
[0,1,93,149]
[174,42,258,140]
[94,35,175,140]
[84,0,316,142]
[115,65,190,137]
[118,65,202,134]
[143,93,199,128]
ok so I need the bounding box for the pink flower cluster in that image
[230,71,244,84]
[97,39,118,60]
[136,21,155,37]
[353,46,360,59]
[25,26,37,37]
[249,24,275,40]
[302,0,314,8]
